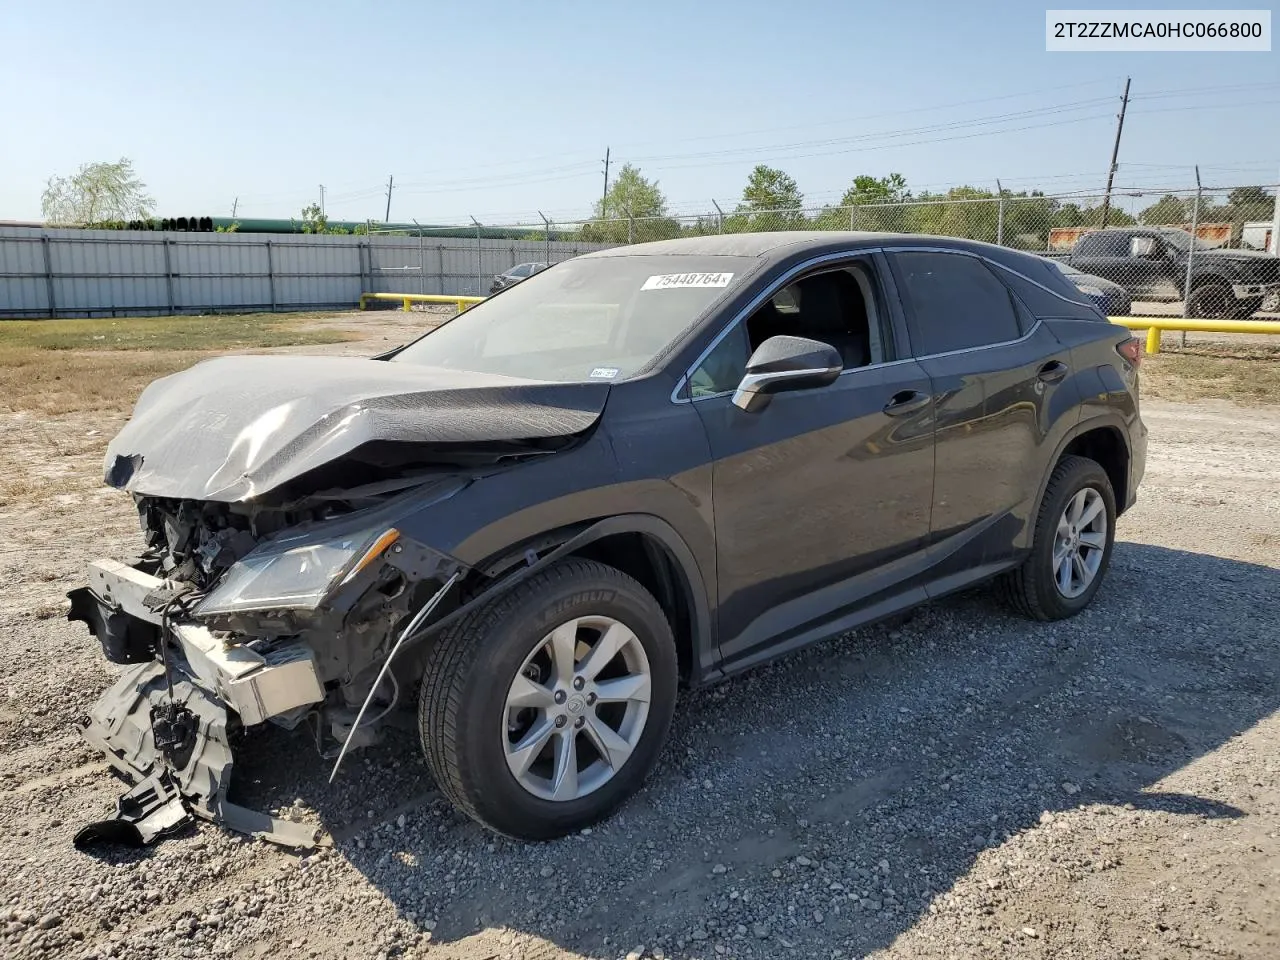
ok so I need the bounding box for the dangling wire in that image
[328,572,460,783]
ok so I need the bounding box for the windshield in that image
[392,254,755,382]
[1161,229,1210,252]
[1051,260,1083,277]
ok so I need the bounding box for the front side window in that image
[393,254,755,382]
[507,263,533,278]
[892,251,1021,355]
[688,261,888,398]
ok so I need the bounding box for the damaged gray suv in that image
[70,233,1146,846]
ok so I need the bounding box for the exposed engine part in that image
[328,571,460,782]
[150,701,197,771]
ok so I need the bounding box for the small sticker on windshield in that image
[641,272,734,291]
[589,367,620,380]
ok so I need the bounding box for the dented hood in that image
[104,354,610,502]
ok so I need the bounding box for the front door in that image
[688,259,936,670]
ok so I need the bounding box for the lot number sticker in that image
[641,273,734,291]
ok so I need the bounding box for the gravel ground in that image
[2,389,1278,960]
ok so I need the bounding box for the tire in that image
[997,455,1117,621]
[417,558,678,840]
[1231,296,1263,320]
[1186,281,1232,319]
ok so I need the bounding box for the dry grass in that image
[1,313,350,352]
[1142,342,1280,404]
[0,313,355,417]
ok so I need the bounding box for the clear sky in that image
[2,0,1277,225]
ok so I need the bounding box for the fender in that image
[407,513,716,686]
[1028,411,1132,533]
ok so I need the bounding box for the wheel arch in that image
[1033,417,1132,525]
[472,515,714,687]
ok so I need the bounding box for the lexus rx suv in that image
[70,232,1146,847]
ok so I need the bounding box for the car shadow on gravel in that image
[227,541,1278,958]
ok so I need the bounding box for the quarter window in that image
[892,252,1022,355]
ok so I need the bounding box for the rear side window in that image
[892,252,1022,355]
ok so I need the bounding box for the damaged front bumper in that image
[71,560,329,850]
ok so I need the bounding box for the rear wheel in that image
[418,558,678,839]
[997,455,1117,621]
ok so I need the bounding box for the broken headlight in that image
[193,525,399,617]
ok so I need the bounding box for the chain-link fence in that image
[465,184,1278,318]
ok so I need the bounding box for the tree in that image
[842,173,911,232]
[299,203,329,233]
[839,173,909,206]
[41,158,154,225]
[583,164,678,242]
[1139,195,1188,225]
[1225,185,1273,221]
[736,165,804,228]
[596,164,668,220]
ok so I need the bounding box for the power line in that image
[627,97,1118,164]
[644,113,1115,172]
[609,77,1124,150]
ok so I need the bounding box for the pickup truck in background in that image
[1046,226,1280,319]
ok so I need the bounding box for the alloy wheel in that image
[1052,486,1107,598]
[501,616,652,802]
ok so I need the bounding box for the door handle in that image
[1037,361,1069,384]
[883,390,930,416]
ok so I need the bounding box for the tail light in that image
[1117,336,1143,367]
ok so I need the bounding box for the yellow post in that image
[1145,326,1161,355]
[403,297,412,312]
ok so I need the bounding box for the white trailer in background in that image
[1242,221,1275,254]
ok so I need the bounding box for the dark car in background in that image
[489,261,548,293]
[1048,226,1280,318]
[70,233,1146,846]
[1047,259,1132,316]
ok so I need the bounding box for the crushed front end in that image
[70,485,466,849]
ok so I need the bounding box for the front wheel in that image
[418,558,678,839]
[1186,281,1232,319]
[1231,296,1263,320]
[997,455,1117,621]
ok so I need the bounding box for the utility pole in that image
[319,184,326,216]
[1099,77,1131,229]
[384,175,394,223]
[231,197,238,218]
[601,147,611,213]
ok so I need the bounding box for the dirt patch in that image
[1,317,1279,960]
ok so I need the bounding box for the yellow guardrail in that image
[359,292,486,313]
[1108,315,1280,354]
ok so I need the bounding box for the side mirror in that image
[732,335,842,413]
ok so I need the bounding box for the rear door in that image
[888,249,1072,588]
